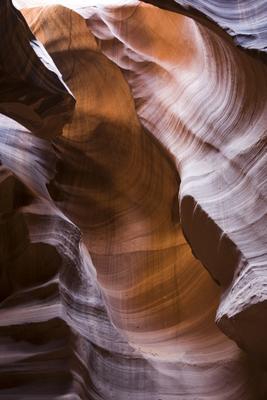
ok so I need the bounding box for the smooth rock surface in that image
[84,0,267,363]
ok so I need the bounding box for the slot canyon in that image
[0,1,266,399]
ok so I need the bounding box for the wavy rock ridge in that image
[142,0,267,52]
[0,1,266,399]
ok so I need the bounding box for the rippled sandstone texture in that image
[0,1,266,399]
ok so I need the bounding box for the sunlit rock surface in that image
[142,0,267,52]
[0,1,266,399]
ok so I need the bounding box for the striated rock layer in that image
[141,0,267,52]
[0,1,266,399]
[83,0,267,363]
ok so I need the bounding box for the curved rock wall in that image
[84,0,267,363]
[142,0,267,52]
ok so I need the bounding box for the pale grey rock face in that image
[142,0,267,52]
[0,1,266,399]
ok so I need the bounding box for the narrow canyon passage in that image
[0,1,266,399]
